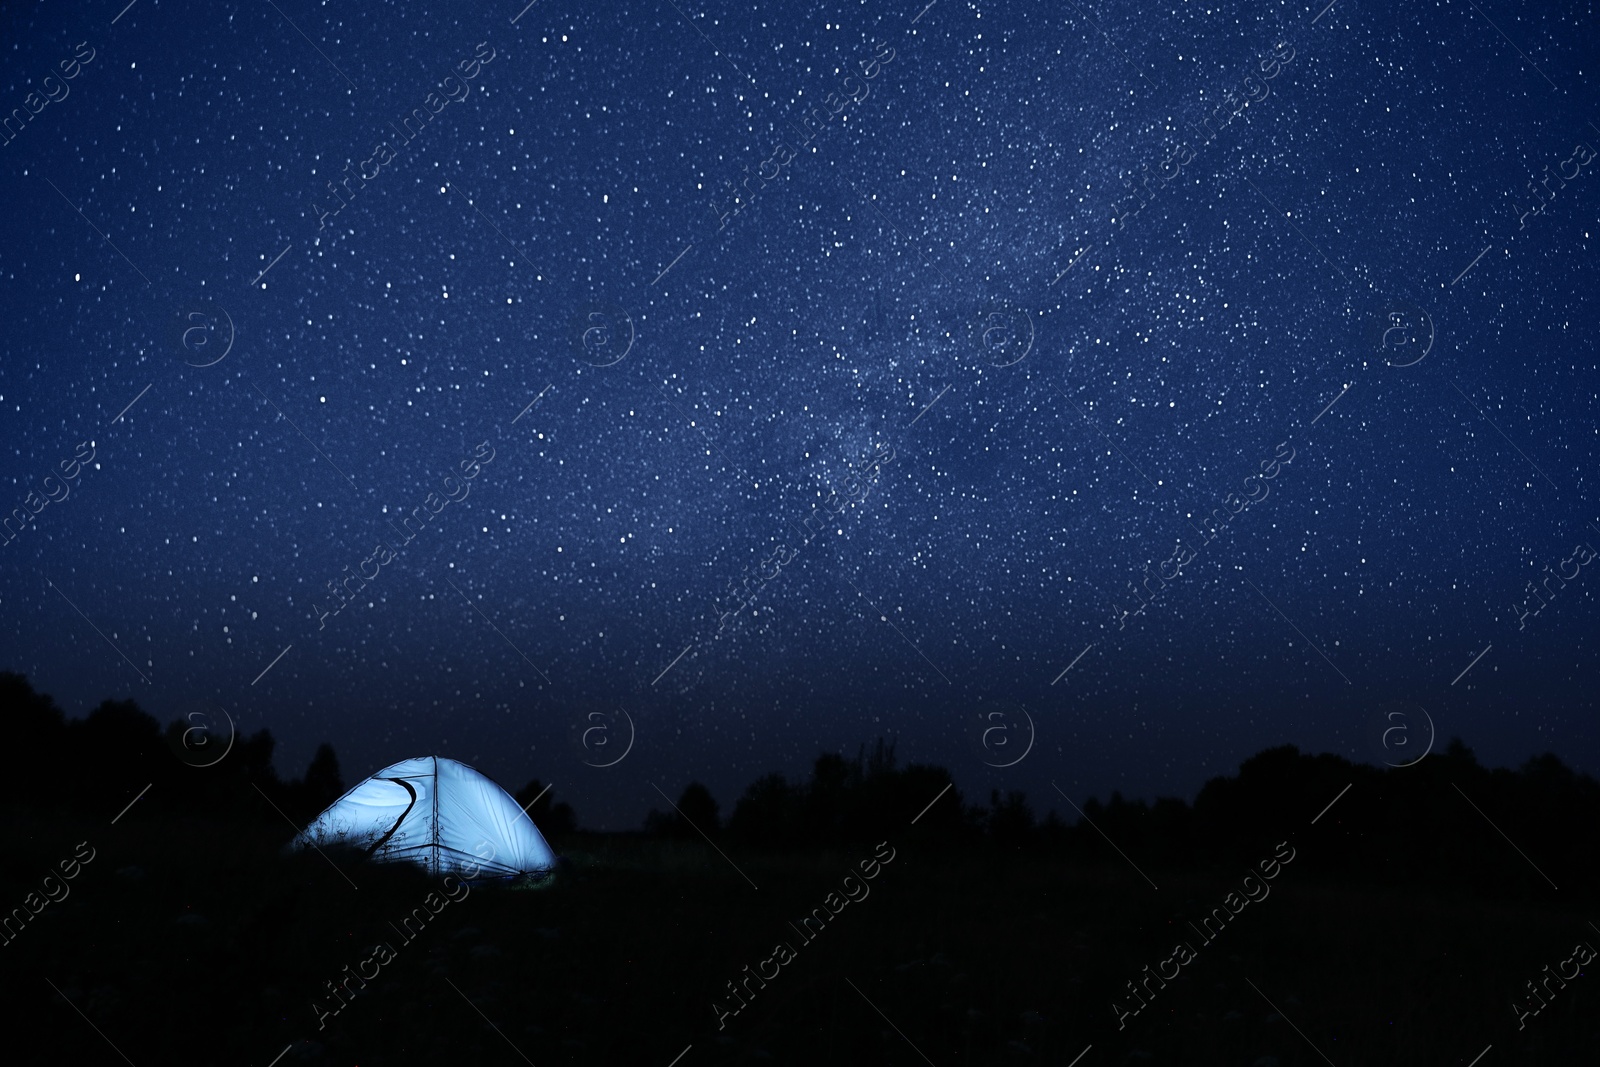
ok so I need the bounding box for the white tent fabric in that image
[291,756,556,877]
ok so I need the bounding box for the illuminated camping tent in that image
[290,756,556,877]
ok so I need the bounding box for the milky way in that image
[2,0,1596,827]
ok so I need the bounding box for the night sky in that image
[2,0,1596,829]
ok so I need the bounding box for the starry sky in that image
[2,0,1597,829]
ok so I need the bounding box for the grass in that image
[0,809,1593,1066]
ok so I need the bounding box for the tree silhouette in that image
[296,742,345,820]
[988,789,1035,847]
[0,671,66,804]
[2,671,1597,899]
[645,781,720,838]
[676,781,719,832]
[516,778,578,836]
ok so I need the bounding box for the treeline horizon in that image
[4,671,1596,901]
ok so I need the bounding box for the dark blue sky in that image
[2,0,1596,828]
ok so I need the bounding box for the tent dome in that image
[290,756,556,877]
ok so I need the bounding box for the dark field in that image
[4,806,1595,1066]
[4,674,1596,1065]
